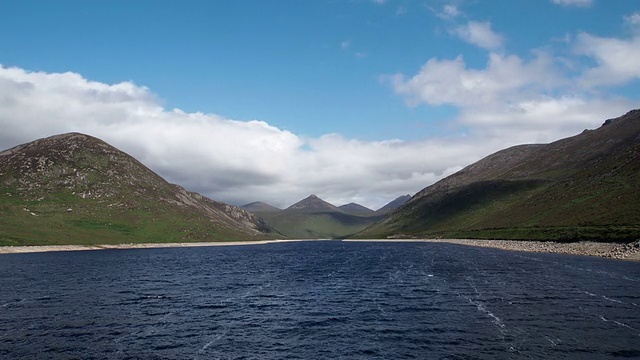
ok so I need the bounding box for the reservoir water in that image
[0,240,639,359]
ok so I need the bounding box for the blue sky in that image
[1,0,639,208]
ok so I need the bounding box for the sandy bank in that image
[0,239,305,254]
[2,238,639,260]
[345,239,640,261]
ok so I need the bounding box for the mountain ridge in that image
[375,194,411,214]
[241,201,281,213]
[285,194,342,213]
[249,194,385,239]
[358,110,640,242]
[338,202,374,216]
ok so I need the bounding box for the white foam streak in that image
[602,295,624,304]
[194,329,228,359]
[545,336,560,346]
[599,315,639,335]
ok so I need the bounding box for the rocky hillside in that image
[357,110,640,242]
[0,133,275,245]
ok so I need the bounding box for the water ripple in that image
[0,241,639,359]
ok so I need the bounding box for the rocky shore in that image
[439,239,640,260]
[2,239,639,260]
[351,239,640,261]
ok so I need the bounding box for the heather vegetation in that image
[0,133,275,246]
[357,110,640,242]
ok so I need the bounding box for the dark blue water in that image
[1,241,639,359]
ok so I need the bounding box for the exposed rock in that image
[0,132,275,244]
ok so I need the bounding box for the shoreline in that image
[345,239,640,261]
[1,238,639,260]
[0,239,310,254]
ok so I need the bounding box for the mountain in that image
[357,110,640,242]
[256,195,383,239]
[339,202,374,216]
[286,194,342,213]
[241,201,281,213]
[375,194,411,214]
[0,133,275,246]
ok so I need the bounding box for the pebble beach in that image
[1,238,639,261]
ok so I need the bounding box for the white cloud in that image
[437,4,461,19]
[390,52,558,107]
[550,0,593,7]
[625,12,640,27]
[389,26,639,147]
[452,21,504,50]
[0,65,504,210]
[390,53,630,143]
[575,31,640,87]
[457,97,634,144]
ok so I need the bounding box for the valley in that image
[1,110,639,246]
[241,194,409,239]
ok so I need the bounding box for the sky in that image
[1,0,639,210]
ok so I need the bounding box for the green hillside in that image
[253,195,383,239]
[0,133,275,246]
[257,210,382,239]
[357,110,640,242]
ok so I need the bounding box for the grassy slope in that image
[0,133,273,246]
[256,211,382,239]
[0,185,268,247]
[357,110,640,242]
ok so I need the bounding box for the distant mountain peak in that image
[286,194,341,212]
[339,202,374,216]
[376,194,411,214]
[241,201,281,213]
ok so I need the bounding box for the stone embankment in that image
[422,239,640,261]
[2,239,639,260]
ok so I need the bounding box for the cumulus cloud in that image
[574,32,640,87]
[390,52,558,107]
[390,49,631,142]
[0,65,503,210]
[456,97,634,144]
[550,0,593,7]
[452,21,504,50]
[389,20,640,146]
